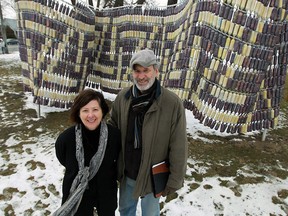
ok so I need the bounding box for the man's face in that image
[132,64,159,91]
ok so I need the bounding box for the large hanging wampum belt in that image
[15,0,288,134]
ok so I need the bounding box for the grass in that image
[1,56,288,214]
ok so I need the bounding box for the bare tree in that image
[114,0,124,7]
[73,0,154,9]
[136,0,146,4]
[88,0,94,6]
[2,0,15,11]
[71,0,94,6]
[167,0,177,5]
[1,0,17,38]
[103,0,146,8]
[0,1,9,53]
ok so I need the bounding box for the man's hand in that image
[162,186,177,197]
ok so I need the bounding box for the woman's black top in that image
[55,123,121,215]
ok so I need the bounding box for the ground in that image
[0,53,287,215]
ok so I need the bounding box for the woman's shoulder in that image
[107,123,120,135]
[57,125,76,139]
[106,123,121,152]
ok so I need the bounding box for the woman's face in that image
[79,99,103,130]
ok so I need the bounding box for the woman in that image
[54,89,121,216]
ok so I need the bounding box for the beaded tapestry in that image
[15,0,288,134]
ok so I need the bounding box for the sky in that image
[1,0,16,19]
[0,51,288,215]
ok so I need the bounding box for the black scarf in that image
[130,81,157,149]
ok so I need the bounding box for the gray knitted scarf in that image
[53,121,108,216]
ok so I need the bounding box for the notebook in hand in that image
[151,160,170,198]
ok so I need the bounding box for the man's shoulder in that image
[161,87,182,102]
[115,87,131,99]
[119,87,130,94]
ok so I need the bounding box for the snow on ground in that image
[0,51,287,215]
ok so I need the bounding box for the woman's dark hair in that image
[70,89,109,124]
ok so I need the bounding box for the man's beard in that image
[133,76,156,91]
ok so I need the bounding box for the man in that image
[109,48,188,216]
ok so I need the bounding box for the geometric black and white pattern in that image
[15,0,288,133]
